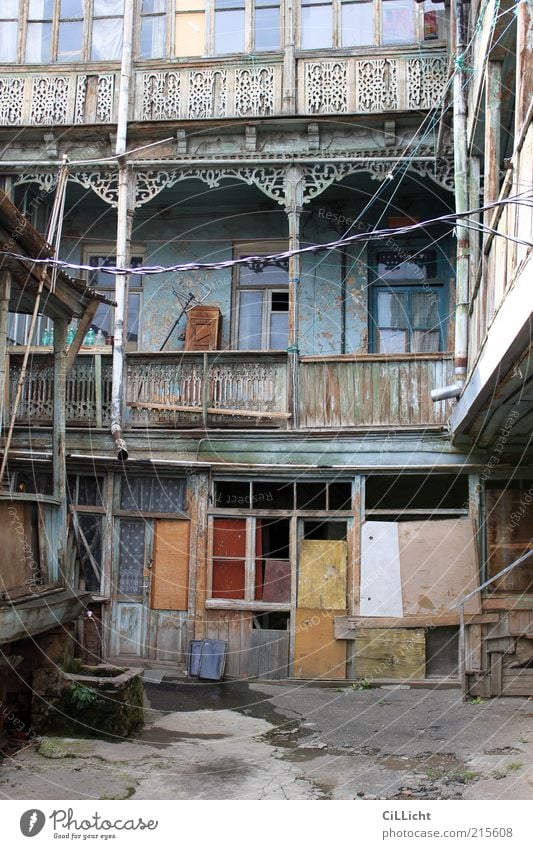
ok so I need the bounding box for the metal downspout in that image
[110,1,134,462]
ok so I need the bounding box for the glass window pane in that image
[301,5,332,49]
[28,0,54,18]
[412,329,440,352]
[121,476,186,512]
[92,17,123,59]
[255,7,280,50]
[3,0,19,16]
[25,22,52,62]
[382,0,415,45]
[0,23,18,62]
[239,260,288,286]
[142,0,166,11]
[411,290,439,327]
[58,20,83,61]
[118,520,145,595]
[377,291,408,328]
[61,0,83,16]
[215,0,244,8]
[93,0,123,14]
[270,312,288,349]
[377,328,407,353]
[341,1,373,47]
[140,14,166,57]
[214,9,245,53]
[238,290,263,349]
[175,11,205,56]
[127,291,140,343]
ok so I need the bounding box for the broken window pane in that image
[77,513,103,593]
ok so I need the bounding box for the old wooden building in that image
[0,0,531,692]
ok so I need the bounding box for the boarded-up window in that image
[485,486,533,592]
[0,501,41,597]
[77,513,103,593]
[151,520,190,610]
[212,518,246,599]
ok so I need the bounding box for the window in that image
[369,248,447,353]
[68,473,106,595]
[26,0,54,62]
[91,0,124,60]
[57,0,84,62]
[140,0,166,58]
[86,251,143,349]
[254,0,280,50]
[0,0,19,63]
[233,243,289,350]
[174,0,205,56]
[300,0,445,49]
[10,0,125,64]
[215,0,245,53]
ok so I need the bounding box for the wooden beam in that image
[334,613,500,639]
[483,61,502,233]
[0,271,12,428]
[53,318,68,564]
[66,299,99,372]
[127,400,291,419]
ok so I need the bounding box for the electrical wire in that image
[3,193,530,278]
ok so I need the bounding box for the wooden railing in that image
[8,349,454,430]
[126,352,289,427]
[8,349,112,427]
[298,354,455,429]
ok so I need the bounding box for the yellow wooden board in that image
[151,520,190,611]
[398,519,481,616]
[354,628,426,680]
[293,608,347,679]
[298,540,347,609]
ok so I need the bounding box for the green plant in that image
[68,681,99,709]
[352,680,371,691]
[469,696,484,705]
[508,762,523,771]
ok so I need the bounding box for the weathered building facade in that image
[0,0,531,689]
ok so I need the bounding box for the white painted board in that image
[360,521,403,617]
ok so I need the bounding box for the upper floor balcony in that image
[0,0,448,127]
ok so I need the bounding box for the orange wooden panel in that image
[184,305,221,351]
[151,520,190,611]
[213,518,246,558]
[293,608,347,680]
[212,560,246,599]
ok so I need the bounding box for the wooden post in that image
[283,0,296,113]
[0,271,12,433]
[285,165,303,429]
[483,61,502,234]
[452,0,469,384]
[53,318,68,562]
[188,471,209,643]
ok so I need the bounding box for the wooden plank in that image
[485,489,533,592]
[334,612,499,638]
[298,540,347,609]
[150,519,190,611]
[399,519,481,616]
[128,400,291,419]
[489,651,503,696]
[249,628,289,679]
[465,624,482,671]
[360,521,403,617]
[354,628,426,680]
[293,608,346,679]
[261,559,291,603]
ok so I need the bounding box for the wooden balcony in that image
[0,49,446,128]
[8,349,454,431]
[298,353,455,429]
[126,351,289,428]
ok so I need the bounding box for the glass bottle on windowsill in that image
[95,329,106,347]
[83,327,96,346]
[66,320,77,346]
[41,326,53,346]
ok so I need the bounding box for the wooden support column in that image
[285,165,303,429]
[283,0,296,113]
[188,470,209,642]
[53,318,68,560]
[483,61,502,233]
[0,271,12,429]
[468,156,481,298]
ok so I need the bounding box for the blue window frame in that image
[369,247,447,354]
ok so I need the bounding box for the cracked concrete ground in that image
[0,681,531,800]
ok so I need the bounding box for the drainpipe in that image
[452,0,469,385]
[110,1,134,461]
[431,0,469,403]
